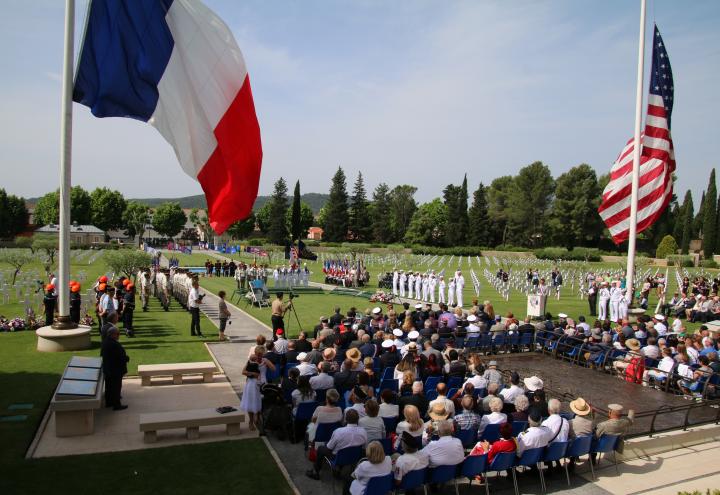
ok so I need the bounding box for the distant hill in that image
[131,192,329,214]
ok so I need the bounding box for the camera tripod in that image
[285,297,304,334]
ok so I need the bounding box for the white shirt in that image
[327,425,368,454]
[358,415,386,441]
[297,362,318,376]
[462,375,488,392]
[541,414,569,443]
[499,384,525,404]
[394,451,429,481]
[379,403,399,418]
[478,411,507,434]
[421,436,465,467]
[309,372,334,390]
[273,337,289,354]
[658,356,675,373]
[655,322,668,336]
[350,457,392,495]
[428,396,455,417]
[516,426,551,455]
[188,287,200,308]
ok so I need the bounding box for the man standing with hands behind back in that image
[102,326,129,410]
[188,278,204,337]
[271,292,292,341]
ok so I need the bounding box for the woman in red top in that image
[471,422,517,463]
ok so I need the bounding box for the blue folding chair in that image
[455,337,465,349]
[486,452,516,491]
[379,437,394,456]
[591,434,620,477]
[559,412,576,421]
[461,454,489,495]
[382,416,397,436]
[425,390,439,402]
[380,379,399,394]
[564,435,593,484]
[283,362,298,378]
[314,421,341,444]
[424,376,442,394]
[455,428,477,449]
[519,332,534,351]
[397,468,427,495]
[542,441,569,486]
[480,423,501,442]
[507,333,520,349]
[511,421,528,437]
[447,376,463,390]
[514,447,545,493]
[479,334,493,352]
[381,368,395,381]
[427,464,460,495]
[292,401,318,443]
[473,388,487,399]
[465,336,479,350]
[493,334,507,353]
[326,445,364,490]
[315,388,329,404]
[364,473,393,495]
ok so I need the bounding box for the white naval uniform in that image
[429,276,437,303]
[455,275,465,307]
[438,279,446,304]
[422,277,429,302]
[415,276,421,301]
[598,287,610,320]
[408,274,415,299]
[448,279,456,307]
[392,271,399,296]
[609,286,623,322]
[399,273,407,297]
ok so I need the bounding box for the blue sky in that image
[0,0,718,205]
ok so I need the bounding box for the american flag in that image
[598,24,676,244]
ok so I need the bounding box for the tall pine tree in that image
[290,180,302,241]
[370,183,392,243]
[323,166,349,242]
[693,191,705,242]
[680,190,694,254]
[348,172,371,241]
[467,183,490,246]
[268,177,289,245]
[442,184,461,247]
[703,168,717,258]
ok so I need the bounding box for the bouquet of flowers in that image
[369,290,394,304]
[80,314,95,327]
[0,317,10,332]
[26,314,41,330]
[10,317,26,331]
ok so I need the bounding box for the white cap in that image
[654,314,665,321]
[415,303,423,309]
[297,352,308,361]
[393,328,404,337]
[467,314,477,322]
[372,307,382,315]
[408,330,419,339]
[558,313,568,318]
[381,339,394,348]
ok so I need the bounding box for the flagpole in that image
[55,0,76,329]
[625,0,647,305]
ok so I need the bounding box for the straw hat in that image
[524,376,544,391]
[625,338,641,351]
[428,402,449,421]
[570,397,592,416]
[323,348,336,360]
[346,348,362,363]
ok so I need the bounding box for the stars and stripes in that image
[598,24,676,244]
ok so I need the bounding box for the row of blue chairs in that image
[337,433,620,494]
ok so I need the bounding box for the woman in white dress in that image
[241,345,275,430]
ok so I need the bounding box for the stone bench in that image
[50,356,104,437]
[138,362,217,386]
[139,408,245,443]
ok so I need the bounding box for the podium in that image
[527,294,547,318]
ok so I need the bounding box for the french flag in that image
[73,0,262,234]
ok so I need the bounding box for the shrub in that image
[534,247,601,262]
[701,259,718,269]
[667,255,695,267]
[247,238,266,246]
[410,245,484,256]
[655,235,679,259]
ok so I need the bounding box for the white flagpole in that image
[56,0,76,328]
[625,0,647,305]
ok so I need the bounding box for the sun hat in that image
[608,403,624,413]
[297,352,308,361]
[346,348,362,363]
[322,348,336,360]
[524,376,544,391]
[625,338,641,351]
[407,342,418,352]
[428,402,449,421]
[570,397,592,416]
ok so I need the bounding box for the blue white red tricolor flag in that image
[73,0,262,235]
[599,24,675,244]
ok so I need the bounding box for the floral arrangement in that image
[369,290,395,304]
[0,315,40,332]
[10,317,26,331]
[80,314,95,326]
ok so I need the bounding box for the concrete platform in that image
[30,375,257,458]
[36,325,92,352]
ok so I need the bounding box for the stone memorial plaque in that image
[68,356,102,369]
[64,366,100,381]
[57,379,97,397]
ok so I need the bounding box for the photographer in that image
[188,278,205,337]
[271,292,292,340]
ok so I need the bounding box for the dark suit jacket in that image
[398,393,429,419]
[101,338,129,378]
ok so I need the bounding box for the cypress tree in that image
[370,183,392,243]
[703,169,717,258]
[671,202,684,242]
[680,190,694,254]
[693,191,705,241]
[348,172,371,241]
[457,174,469,245]
[467,182,490,246]
[290,180,301,241]
[268,177,289,245]
[323,166,349,242]
[442,184,460,246]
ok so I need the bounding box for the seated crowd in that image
[241,299,720,492]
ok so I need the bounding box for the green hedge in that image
[411,245,485,256]
[700,259,718,269]
[667,255,695,267]
[534,247,602,261]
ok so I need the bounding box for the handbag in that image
[307,445,317,462]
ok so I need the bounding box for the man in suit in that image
[398,381,429,419]
[101,326,129,410]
